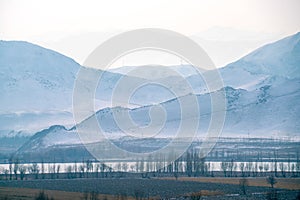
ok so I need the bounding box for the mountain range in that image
[0,32,299,160]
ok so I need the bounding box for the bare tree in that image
[4,169,9,180]
[146,155,151,173]
[239,177,249,195]
[79,164,85,178]
[240,162,245,177]
[279,162,285,177]
[116,162,122,173]
[221,161,229,177]
[228,159,234,177]
[100,163,106,178]
[245,162,253,177]
[186,151,193,177]
[8,157,13,180]
[66,165,73,179]
[253,161,258,177]
[0,167,5,180]
[29,163,40,179]
[174,158,179,174]
[273,151,278,177]
[56,165,60,179]
[129,164,135,173]
[287,155,291,176]
[135,160,139,173]
[174,172,178,180]
[19,165,26,180]
[74,161,78,177]
[86,160,93,178]
[199,158,206,176]
[139,159,144,172]
[108,166,113,177]
[48,163,56,179]
[264,163,269,176]
[259,164,263,176]
[291,163,295,177]
[13,158,19,180]
[41,161,45,179]
[266,175,277,188]
[95,163,100,178]
[193,151,200,177]
[296,151,300,177]
[122,163,128,172]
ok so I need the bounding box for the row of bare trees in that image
[1,150,300,180]
[1,158,61,180]
[220,157,300,177]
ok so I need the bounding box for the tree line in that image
[1,149,299,180]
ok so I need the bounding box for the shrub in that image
[35,191,54,200]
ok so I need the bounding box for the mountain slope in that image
[18,81,300,158]
[228,32,300,79]
[4,32,300,159]
[0,40,80,112]
[217,32,300,90]
[0,41,81,136]
[0,41,199,135]
[192,32,300,91]
[0,41,146,135]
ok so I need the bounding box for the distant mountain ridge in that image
[0,32,299,158]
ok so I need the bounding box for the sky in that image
[1,0,300,67]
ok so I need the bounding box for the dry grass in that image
[0,186,225,200]
[179,190,224,199]
[0,187,135,200]
[195,190,224,196]
[1,177,299,199]
[159,177,300,190]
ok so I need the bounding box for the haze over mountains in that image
[35,27,284,68]
[0,32,299,156]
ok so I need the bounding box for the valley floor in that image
[0,177,299,200]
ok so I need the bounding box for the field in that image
[159,177,300,190]
[0,177,299,199]
[0,187,119,200]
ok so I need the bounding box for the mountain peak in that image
[0,40,81,112]
[227,32,300,79]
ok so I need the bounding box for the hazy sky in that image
[1,0,300,67]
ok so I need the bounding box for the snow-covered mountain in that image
[226,32,300,79]
[0,41,80,112]
[17,81,300,159]
[0,41,203,136]
[0,41,80,135]
[1,32,300,158]
[0,41,151,135]
[109,32,300,93]
[77,81,300,138]
[17,125,80,151]
[214,32,300,91]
